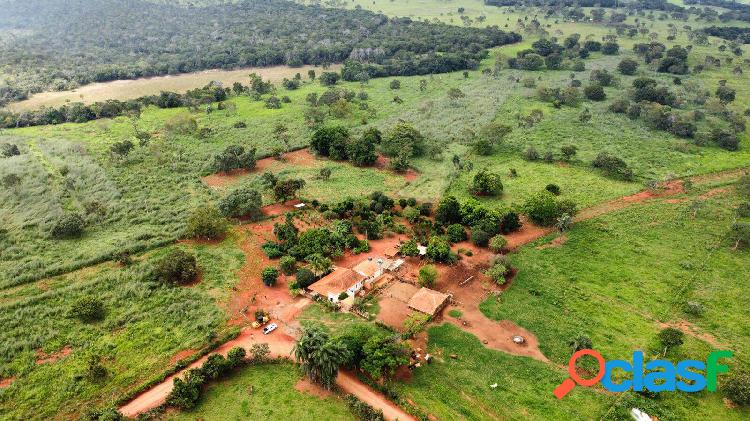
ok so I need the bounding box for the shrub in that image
[609,99,629,114]
[164,113,197,135]
[524,147,540,161]
[617,58,638,75]
[426,236,452,262]
[737,202,750,218]
[69,296,105,322]
[446,224,467,243]
[202,354,230,380]
[683,301,704,317]
[601,42,619,55]
[389,79,401,89]
[155,249,198,285]
[584,84,606,101]
[523,191,577,227]
[295,268,316,288]
[500,211,522,234]
[279,255,297,275]
[51,213,86,239]
[724,371,750,406]
[218,186,262,219]
[485,263,509,285]
[262,266,279,287]
[592,152,634,181]
[381,122,425,158]
[399,239,419,256]
[471,227,490,247]
[418,264,438,287]
[345,395,385,421]
[658,327,684,352]
[261,242,284,259]
[167,372,201,410]
[184,205,229,240]
[227,346,247,367]
[488,235,507,253]
[470,169,503,196]
[569,334,593,353]
[419,202,433,217]
[0,143,20,157]
[545,183,561,195]
[435,196,462,225]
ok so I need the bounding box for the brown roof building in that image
[308,267,366,303]
[408,287,450,317]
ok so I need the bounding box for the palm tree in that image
[293,326,349,389]
[305,253,332,277]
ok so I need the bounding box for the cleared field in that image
[8,64,337,111]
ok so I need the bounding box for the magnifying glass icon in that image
[553,349,605,399]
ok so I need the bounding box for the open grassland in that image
[165,363,354,421]
[475,186,750,419]
[8,65,337,112]
[0,237,244,420]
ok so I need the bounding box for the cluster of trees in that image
[433,195,522,248]
[294,324,409,390]
[508,34,618,71]
[0,0,520,104]
[167,345,265,410]
[311,126,379,166]
[703,26,750,44]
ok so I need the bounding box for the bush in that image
[584,84,606,101]
[488,235,507,253]
[399,239,420,256]
[523,191,577,227]
[261,242,284,259]
[617,58,638,75]
[218,186,262,219]
[446,224,467,243]
[167,370,202,410]
[524,146,540,161]
[345,395,385,421]
[279,255,297,275]
[262,266,279,287]
[426,236,452,262]
[724,371,750,407]
[737,202,750,218]
[500,211,522,234]
[69,296,105,322]
[601,42,619,55]
[471,227,490,247]
[51,213,86,239]
[470,169,503,196]
[658,327,684,351]
[155,249,198,285]
[592,152,634,181]
[389,79,401,89]
[485,262,509,285]
[609,99,629,113]
[545,183,561,195]
[418,264,438,287]
[202,354,230,380]
[295,268,316,288]
[185,205,229,240]
[435,196,462,225]
[227,346,247,367]
[382,122,425,158]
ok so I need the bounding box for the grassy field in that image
[165,363,354,421]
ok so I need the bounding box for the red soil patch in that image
[0,377,15,388]
[699,186,732,200]
[261,199,303,217]
[168,349,197,366]
[375,154,419,182]
[36,346,72,365]
[256,148,318,171]
[503,219,553,250]
[334,233,406,269]
[294,377,334,398]
[201,168,250,189]
[576,180,685,221]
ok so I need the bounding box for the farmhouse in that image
[307,267,366,303]
[408,287,450,317]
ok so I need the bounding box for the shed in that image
[408,287,450,317]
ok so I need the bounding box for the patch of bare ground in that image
[36,346,72,365]
[294,377,333,398]
[168,349,197,366]
[575,180,685,221]
[261,199,303,217]
[0,377,15,388]
[503,218,554,250]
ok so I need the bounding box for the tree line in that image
[0,0,520,107]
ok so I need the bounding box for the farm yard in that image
[1,0,750,420]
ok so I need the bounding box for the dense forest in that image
[704,25,750,43]
[483,0,681,11]
[0,0,519,106]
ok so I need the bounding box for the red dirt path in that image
[35,346,72,365]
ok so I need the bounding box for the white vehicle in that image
[262,323,278,335]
